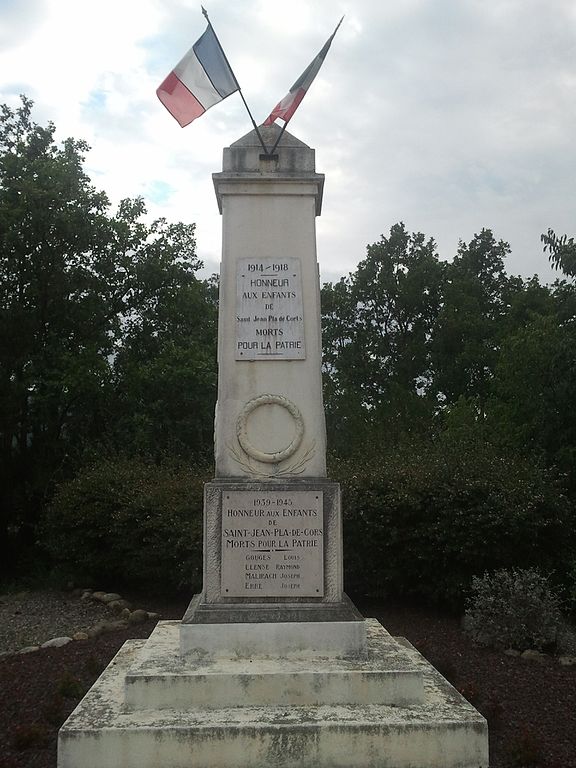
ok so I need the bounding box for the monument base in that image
[181,593,366,658]
[58,619,488,768]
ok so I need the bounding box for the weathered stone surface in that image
[58,620,489,768]
[19,645,40,654]
[91,591,107,602]
[41,636,72,648]
[213,127,326,478]
[73,632,89,641]
[559,655,576,666]
[127,621,424,710]
[504,648,521,657]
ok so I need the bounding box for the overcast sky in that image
[1,0,575,284]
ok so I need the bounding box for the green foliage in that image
[335,439,574,606]
[0,97,217,579]
[464,568,563,651]
[431,229,514,408]
[489,313,576,480]
[542,228,576,277]
[321,223,443,452]
[41,456,207,591]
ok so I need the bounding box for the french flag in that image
[264,18,343,127]
[157,26,238,127]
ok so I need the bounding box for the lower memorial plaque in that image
[221,491,324,597]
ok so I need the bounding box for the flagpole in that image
[269,121,289,156]
[268,16,344,155]
[201,6,269,155]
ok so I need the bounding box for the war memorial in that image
[57,123,489,767]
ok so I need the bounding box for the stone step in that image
[124,621,425,710]
[58,634,488,768]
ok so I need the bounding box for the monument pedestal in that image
[59,618,488,768]
[181,479,366,658]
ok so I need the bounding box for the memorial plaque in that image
[221,491,324,597]
[235,257,306,360]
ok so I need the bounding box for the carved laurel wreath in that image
[236,394,305,464]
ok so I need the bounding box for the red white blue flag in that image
[157,25,239,127]
[264,18,343,126]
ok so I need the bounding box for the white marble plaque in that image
[221,491,324,597]
[235,257,305,360]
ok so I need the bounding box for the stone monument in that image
[58,124,489,768]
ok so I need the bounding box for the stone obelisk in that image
[180,123,365,655]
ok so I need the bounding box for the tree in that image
[0,97,214,575]
[430,229,514,410]
[541,229,576,278]
[321,223,444,451]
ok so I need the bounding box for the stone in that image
[504,648,521,657]
[41,636,72,648]
[146,612,159,621]
[109,599,132,612]
[212,126,326,479]
[86,624,105,638]
[91,591,107,602]
[102,620,129,632]
[19,645,40,654]
[521,649,547,662]
[58,621,488,768]
[558,655,576,666]
[100,592,122,604]
[73,632,89,641]
[87,620,127,637]
[128,610,149,625]
[80,591,93,601]
[121,608,131,619]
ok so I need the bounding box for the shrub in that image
[335,436,575,606]
[41,456,208,592]
[464,567,563,651]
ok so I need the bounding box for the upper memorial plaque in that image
[235,257,306,360]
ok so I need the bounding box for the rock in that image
[504,649,521,657]
[72,631,89,641]
[521,649,547,662]
[147,612,160,621]
[128,609,149,625]
[19,645,40,654]
[121,608,131,618]
[92,591,108,602]
[558,655,576,666]
[86,623,106,638]
[101,620,129,632]
[100,592,122,604]
[109,599,132,612]
[41,636,73,649]
[80,590,93,601]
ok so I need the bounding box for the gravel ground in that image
[0,592,118,655]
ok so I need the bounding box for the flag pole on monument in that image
[201,6,269,155]
[156,6,269,155]
[265,16,344,156]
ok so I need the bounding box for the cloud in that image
[1,0,574,284]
